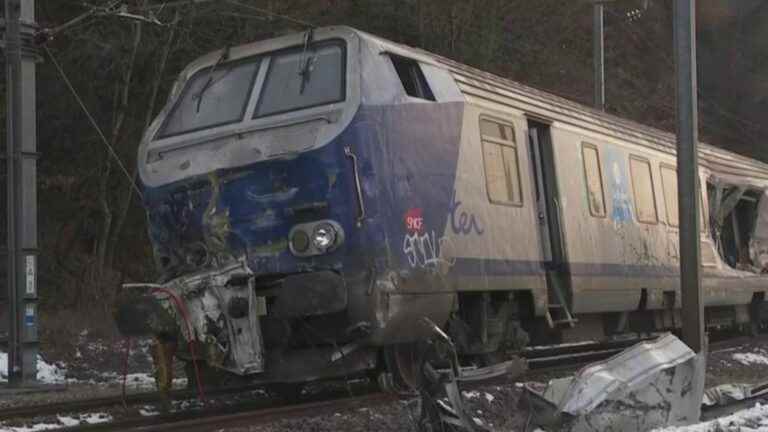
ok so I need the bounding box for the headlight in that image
[290,229,310,253]
[288,220,344,257]
[312,224,336,250]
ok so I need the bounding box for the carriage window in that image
[390,55,435,101]
[255,42,345,118]
[480,119,522,206]
[157,59,260,138]
[629,156,658,224]
[582,143,606,218]
[660,165,679,227]
[661,165,707,230]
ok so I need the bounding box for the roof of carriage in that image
[345,26,768,184]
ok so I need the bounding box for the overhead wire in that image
[225,0,314,28]
[43,44,144,201]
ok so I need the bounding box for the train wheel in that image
[383,342,425,392]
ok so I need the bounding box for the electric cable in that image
[150,286,207,403]
[42,44,145,201]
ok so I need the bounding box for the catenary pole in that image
[4,0,39,384]
[674,0,704,353]
[593,1,605,110]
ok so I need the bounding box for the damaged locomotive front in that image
[115,28,385,388]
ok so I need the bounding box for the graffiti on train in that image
[604,149,633,223]
[402,207,452,269]
[449,193,484,236]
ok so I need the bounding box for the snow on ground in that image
[0,423,61,432]
[653,403,768,431]
[0,352,67,384]
[0,350,185,389]
[733,351,768,366]
[98,371,187,389]
[0,413,112,432]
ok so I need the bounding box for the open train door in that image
[527,119,577,329]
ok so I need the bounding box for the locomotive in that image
[116,26,768,391]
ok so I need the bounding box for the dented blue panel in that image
[142,101,465,281]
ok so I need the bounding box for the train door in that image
[527,120,576,327]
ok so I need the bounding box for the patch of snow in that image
[0,351,7,382]
[98,371,186,389]
[732,352,768,366]
[484,392,495,403]
[461,390,481,399]
[652,403,768,431]
[472,417,484,425]
[139,406,160,417]
[711,346,744,354]
[81,413,111,424]
[56,416,80,427]
[0,423,62,432]
[36,357,66,384]
[0,352,66,384]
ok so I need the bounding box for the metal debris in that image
[524,333,706,432]
[417,318,525,432]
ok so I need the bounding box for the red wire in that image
[151,287,207,403]
[121,337,131,409]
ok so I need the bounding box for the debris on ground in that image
[524,333,706,432]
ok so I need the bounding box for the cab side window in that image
[389,55,435,101]
[480,118,522,206]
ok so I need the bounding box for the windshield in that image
[254,42,345,118]
[157,59,260,138]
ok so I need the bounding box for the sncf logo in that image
[404,208,424,233]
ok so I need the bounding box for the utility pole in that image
[593,1,605,110]
[674,0,704,353]
[3,0,39,384]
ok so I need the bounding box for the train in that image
[115,26,768,393]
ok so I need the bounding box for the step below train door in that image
[527,119,576,328]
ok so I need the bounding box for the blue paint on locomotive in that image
[142,101,465,280]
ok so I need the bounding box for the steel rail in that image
[56,392,393,432]
[0,383,264,421]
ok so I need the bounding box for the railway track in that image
[58,392,394,432]
[3,333,766,431]
[0,344,611,431]
[522,337,655,371]
[0,383,266,421]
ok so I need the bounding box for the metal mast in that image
[3,0,39,384]
[674,0,704,353]
[593,1,605,110]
